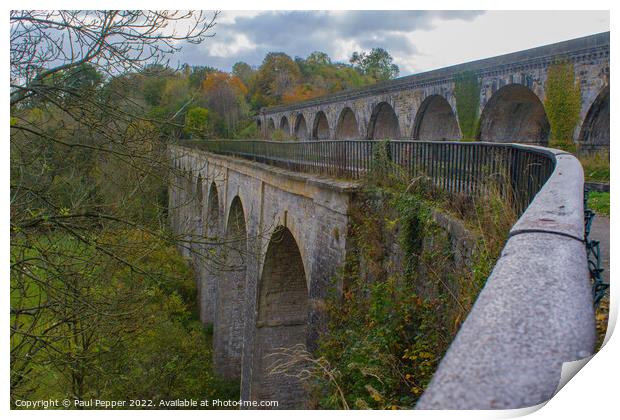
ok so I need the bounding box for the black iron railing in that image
[180,140,556,216]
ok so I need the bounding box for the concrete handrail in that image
[416,147,596,409]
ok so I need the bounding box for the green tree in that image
[184,107,211,138]
[249,52,301,108]
[350,48,399,81]
[188,65,219,89]
[64,63,104,92]
[232,61,255,86]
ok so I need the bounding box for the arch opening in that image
[206,183,220,239]
[312,111,330,140]
[579,86,609,151]
[335,107,360,140]
[199,182,220,325]
[368,102,400,139]
[479,84,550,144]
[267,118,275,137]
[195,174,203,204]
[280,116,290,135]
[251,226,309,408]
[294,114,308,140]
[214,196,247,380]
[413,95,460,140]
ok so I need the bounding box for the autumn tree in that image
[202,72,249,137]
[249,52,301,108]
[188,65,219,89]
[247,49,394,109]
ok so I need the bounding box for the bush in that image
[545,62,581,152]
[184,107,211,139]
[234,120,260,139]
[270,128,292,141]
[310,168,515,409]
[454,71,481,140]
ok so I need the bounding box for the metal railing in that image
[180,139,556,216]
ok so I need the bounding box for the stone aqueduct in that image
[258,32,609,150]
[169,148,354,408]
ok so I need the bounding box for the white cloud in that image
[207,33,256,57]
[400,11,610,74]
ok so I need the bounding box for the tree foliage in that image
[350,48,400,82]
[11,231,238,404]
[10,10,236,405]
[184,107,211,138]
[202,72,249,137]
[248,52,302,108]
[246,49,399,109]
[544,62,581,152]
[454,71,481,140]
[232,61,255,85]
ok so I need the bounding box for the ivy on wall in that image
[544,62,581,152]
[454,71,481,140]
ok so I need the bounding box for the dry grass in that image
[579,150,610,182]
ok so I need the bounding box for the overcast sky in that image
[173,10,610,76]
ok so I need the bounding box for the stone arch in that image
[367,101,400,140]
[335,107,360,139]
[579,85,609,150]
[267,118,276,137]
[412,95,460,140]
[206,182,220,237]
[199,182,220,325]
[195,174,203,204]
[479,84,550,144]
[312,111,330,140]
[280,115,290,135]
[251,226,309,408]
[214,195,247,380]
[294,114,308,140]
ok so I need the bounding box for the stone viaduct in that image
[169,146,356,408]
[258,32,609,151]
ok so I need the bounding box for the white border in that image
[3,2,616,419]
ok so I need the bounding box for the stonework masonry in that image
[169,145,356,406]
[169,144,484,408]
